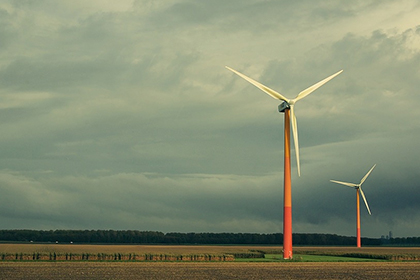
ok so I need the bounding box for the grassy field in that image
[293,246,420,261]
[263,253,382,262]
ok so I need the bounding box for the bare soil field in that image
[1,262,419,280]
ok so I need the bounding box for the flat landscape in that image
[1,244,419,279]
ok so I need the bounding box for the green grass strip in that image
[235,254,385,262]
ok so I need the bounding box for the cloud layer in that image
[0,0,419,238]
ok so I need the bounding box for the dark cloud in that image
[0,171,282,232]
[0,0,419,238]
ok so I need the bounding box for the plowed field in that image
[1,262,419,280]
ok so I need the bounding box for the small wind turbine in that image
[226,66,343,259]
[330,164,376,248]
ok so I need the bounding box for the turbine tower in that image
[226,66,342,259]
[330,164,376,248]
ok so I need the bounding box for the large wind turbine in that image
[226,66,342,259]
[330,164,376,248]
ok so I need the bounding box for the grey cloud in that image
[0,0,419,238]
[0,171,282,232]
[0,8,15,50]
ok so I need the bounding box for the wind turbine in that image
[226,66,343,259]
[330,164,376,248]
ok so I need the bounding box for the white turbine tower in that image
[226,66,343,259]
[330,164,376,247]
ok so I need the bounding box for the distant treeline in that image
[0,230,419,245]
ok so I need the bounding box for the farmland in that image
[0,243,264,255]
[1,262,420,280]
[1,244,419,279]
[2,243,419,254]
[1,243,420,260]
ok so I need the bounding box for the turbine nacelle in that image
[278,102,290,113]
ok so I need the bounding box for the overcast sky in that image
[0,0,419,238]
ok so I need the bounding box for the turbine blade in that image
[330,180,358,188]
[360,164,376,185]
[293,70,343,102]
[290,105,300,176]
[225,66,290,102]
[359,187,372,215]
